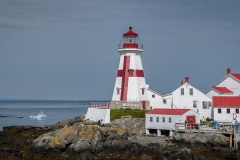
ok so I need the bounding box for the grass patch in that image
[110,108,149,121]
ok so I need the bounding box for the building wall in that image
[206,90,219,99]
[171,83,212,119]
[213,107,240,123]
[85,108,110,124]
[217,76,240,95]
[147,89,163,109]
[128,77,149,101]
[145,110,200,133]
[146,114,181,130]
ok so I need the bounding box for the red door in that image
[186,116,196,129]
[142,101,146,110]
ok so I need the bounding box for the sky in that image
[0,0,240,100]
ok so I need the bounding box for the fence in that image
[89,102,110,109]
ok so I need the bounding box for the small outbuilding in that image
[146,108,200,136]
[213,96,240,123]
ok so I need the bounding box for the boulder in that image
[105,116,145,135]
[172,132,228,146]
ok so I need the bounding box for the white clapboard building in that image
[146,108,200,136]
[207,68,240,98]
[213,96,240,123]
[156,76,212,119]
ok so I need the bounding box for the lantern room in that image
[118,27,143,49]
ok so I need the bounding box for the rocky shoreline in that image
[1,116,240,160]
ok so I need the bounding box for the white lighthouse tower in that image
[111,27,150,109]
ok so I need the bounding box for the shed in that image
[213,96,240,123]
[146,108,200,136]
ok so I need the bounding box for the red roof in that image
[213,86,233,93]
[231,73,240,81]
[213,96,240,107]
[147,108,190,115]
[123,27,138,37]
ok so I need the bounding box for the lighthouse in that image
[111,27,150,109]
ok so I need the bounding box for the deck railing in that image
[175,122,234,134]
[89,102,110,109]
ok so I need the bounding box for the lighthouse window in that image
[128,70,133,77]
[116,88,120,95]
[128,38,133,43]
[141,88,145,95]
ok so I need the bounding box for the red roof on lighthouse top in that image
[123,27,138,37]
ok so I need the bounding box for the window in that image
[163,99,167,104]
[116,88,120,95]
[218,108,221,114]
[128,69,133,77]
[169,117,172,123]
[128,38,133,43]
[236,109,239,114]
[152,94,155,98]
[150,117,153,122]
[193,101,197,108]
[190,88,193,95]
[156,117,159,122]
[162,117,165,123]
[141,88,145,95]
[227,108,230,114]
[181,88,184,95]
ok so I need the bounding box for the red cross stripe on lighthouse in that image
[117,56,144,101]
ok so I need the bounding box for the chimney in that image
[180,80,183,86]
[227,67,231,75]
[185,76,189,83]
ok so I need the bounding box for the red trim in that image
[117,70,144,77]
[123,43,138,48]
[147,108,190,115]
[120,56,130,101]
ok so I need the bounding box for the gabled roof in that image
[213,96,240,107]
[212,86,233,93]
[147,108,190,115]
[231,73,240,81]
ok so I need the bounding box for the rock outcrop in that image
[1,115,239,160]
[172,132,229,146]
[105,115,145,135]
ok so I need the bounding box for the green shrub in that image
[110,108,149,121]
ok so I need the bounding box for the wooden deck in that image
[175,122,234,135]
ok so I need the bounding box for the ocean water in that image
[0,100,104,131]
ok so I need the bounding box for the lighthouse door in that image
[142,101,146,110]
